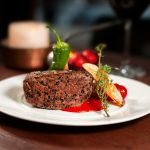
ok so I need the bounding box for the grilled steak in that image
[23,70,94,109]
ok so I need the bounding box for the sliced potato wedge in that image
[83,63,124,106]
[107,83,124,106]
[83,63,99,81]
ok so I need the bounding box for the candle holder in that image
[1,39,51,70]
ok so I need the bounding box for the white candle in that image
[8,21,50,49]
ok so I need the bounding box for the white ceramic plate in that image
[0,74,150,126]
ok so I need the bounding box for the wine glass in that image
[109,0,149,78]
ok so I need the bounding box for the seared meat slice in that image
[23,70,93,109]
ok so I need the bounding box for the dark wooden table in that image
[0,52,150,150]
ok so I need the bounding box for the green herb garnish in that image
[96,44,112,117]
[47,25,70,70]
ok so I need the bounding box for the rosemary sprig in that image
[96,44,112,117]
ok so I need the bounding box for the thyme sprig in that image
[96,44,112,117]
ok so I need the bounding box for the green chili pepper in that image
[47,25,70,70]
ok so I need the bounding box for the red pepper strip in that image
[62,98,103,113]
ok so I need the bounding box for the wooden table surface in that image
[0,52,150,150]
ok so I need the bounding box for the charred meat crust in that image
[23,70,94,109]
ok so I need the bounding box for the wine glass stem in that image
[123,20,132,62]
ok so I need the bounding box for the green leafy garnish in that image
[96,44,112,117]
[47,25,70,70]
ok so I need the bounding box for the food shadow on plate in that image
[5,85,31,106]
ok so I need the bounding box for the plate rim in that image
[0,74,150,126]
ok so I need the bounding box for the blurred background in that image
[0,0,150,58]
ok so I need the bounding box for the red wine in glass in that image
[109,0,149,19]
[109,0,149,78]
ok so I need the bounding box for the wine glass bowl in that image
[109,0,149,20]
[109,0,149,78]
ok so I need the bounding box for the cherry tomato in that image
[114,83,127,99]
[74,55,88,69]
[82,49,98,64]
[68,51,80,65]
